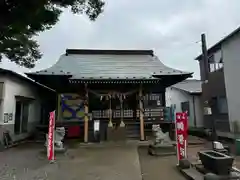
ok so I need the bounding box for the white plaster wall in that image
[214,50,222,63]
[166,87,203,128]
[0,75,41,141]
[222,32,240,131]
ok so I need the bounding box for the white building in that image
[196,26,240,137]
[166,79,203,128]
[0,68,55,143]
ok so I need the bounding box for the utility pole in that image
[201,33,217,147]
[201,34,209,81]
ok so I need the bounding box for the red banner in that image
[47,111,55,161]
[176,112,188,163]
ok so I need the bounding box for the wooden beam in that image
[84,83,89,143]
[139,84,145,141]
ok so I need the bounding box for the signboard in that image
[94,120,100,132]
[3,113,13,123]
[176,112,188,164]
[47,111,55,161]
[4,113,8,123]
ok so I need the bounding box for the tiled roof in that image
[171,79,202,94]
[27,49,192,80]
[0,68,54,92]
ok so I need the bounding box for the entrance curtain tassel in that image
[108,95,113,127]
[120,95,125,127]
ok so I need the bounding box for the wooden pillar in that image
[139,84,145,141]
[162,88,166,106]
[84,83,89,143]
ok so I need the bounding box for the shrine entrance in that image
[88,87,140,141]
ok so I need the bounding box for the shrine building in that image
[26,49,192,142]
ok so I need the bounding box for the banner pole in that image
[48,110,56,163]
[51,110,56,163]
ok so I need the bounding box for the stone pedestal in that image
[42,146,66,155]
[148,144,176,156]
[148,125,176,156]
[45,127,66,154]
[54,147,67,153]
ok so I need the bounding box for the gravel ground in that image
[2,138,235,180]
[0,143,49,180]
[138,146,185,180]
[0,142,142,180]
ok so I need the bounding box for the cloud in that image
[2,0,240,78]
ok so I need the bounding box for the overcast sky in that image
[2,0,240,79]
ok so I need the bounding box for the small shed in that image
[166,79,203,128]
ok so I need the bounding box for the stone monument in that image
[148,124,176,156]
[45,127,66,153]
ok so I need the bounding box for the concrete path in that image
[0,142,143,180]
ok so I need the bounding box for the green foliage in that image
[0,0,105,68]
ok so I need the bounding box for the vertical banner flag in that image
[47,111,55,161]
[176,112,188,164]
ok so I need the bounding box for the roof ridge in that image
[66,49,154,56]
[26,50,193,80]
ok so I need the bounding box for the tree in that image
[0,0,105,68]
